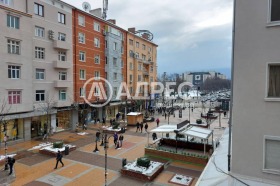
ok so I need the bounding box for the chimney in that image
[128,27,136,34]
[107,19,116,24]
[142,33,149,40]
[89,8,102,18]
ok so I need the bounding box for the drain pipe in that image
[228,0,237,172]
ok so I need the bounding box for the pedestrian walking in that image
[165,113,167,120]
[102,117,106,125]
[8,157,15,175]
[75,122,79,132]
[152,133,157,140]
[140,122,143,133]
[83,124,87,130]
[224,111,227,117]
[119,134,124,147]
[136,122,140,132]
[42,129,48,140]
[115,140,120,149]
[96,130,101,142]
[113,132,118,147]
[144,123,148,132]
[54,150,64,169]
[156,118,160,127]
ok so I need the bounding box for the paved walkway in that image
[0,105,228,186]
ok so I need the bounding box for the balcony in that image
[54,80,72,88]
[53,40,70,50]
[53,101,71,107]
[53,60,72,69]
[143,69,149,76]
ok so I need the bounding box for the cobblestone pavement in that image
[0,105,228,185]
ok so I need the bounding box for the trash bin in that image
[122,158,127,167]
[64,145,69,155]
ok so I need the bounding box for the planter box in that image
[145,148,208,165]
[39,146,76,157]
[121,163,164,181]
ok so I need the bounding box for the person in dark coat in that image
[8,157,15,175]
[54,150,64,169]
[96,130,101,142]
[140,122,144,133]
[113,132,118,147]
[152,133,157,140]
[136,122,140,132]
[144,123,148,133]
[119,134,124,147]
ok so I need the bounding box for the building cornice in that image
[0,4,32,17]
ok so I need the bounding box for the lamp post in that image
[174,130,179,153]
[188,102,191,123]
[93,134,99,152]
[104,133,114,186]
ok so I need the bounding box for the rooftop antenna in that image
[82,2,91,12]
[102,0,108,20]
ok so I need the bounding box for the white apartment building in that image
[183,71,226,86]
[0,0,74,141]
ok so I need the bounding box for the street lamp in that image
[174,130,179,153]
[104,133,114,186]
[93,135,99,153]
[188,101,191,123]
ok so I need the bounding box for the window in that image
[129,74,133,82]
[268,65,280,97]
[135,52,139,59]
[8,65,20,79]
[138,64,142,71]
[114,73,117,80]
[94,22,100,31]
[8,91,21,104]
[59,72,67,80]
[94,71,100,79]
[151,66,154,72]
[58,12,65,24]
[129,62,133,70]
[130,87,133,94]
[35,90,45,101]
[80,69,86,79]
[129,39,133,45]
[148,47,152,52]
[105,57,108,64]
[113,42,117,50]
[7,15,19,29]
[264,136,280,174]
[105,40,108,48]
[121,60,124,68]
[7,39,20,54]
[80,87,85,97]
[113,87,117,96]
[113,58,117,66]
[129,50,134,58]
[59,90,66,100]
[58,51,66,61]
[79,51,86,61]
[270,0,280,22]
[78,33,85,44]
[78,15,85,26]
[150,77,153,82]
[138,75,142,81]
[35,47,45,59]
[36,69,45,80]
[34,3,44,17]
[121,46,124,54]
[95,55,100,64]
[0,0,10,5]
[58,33,66,41]
[142,44,146,50]
[94,37,100,47]
[35,26,44,37]
[136,42,139,48]
[142,54,146,60]
[94,87,100,95]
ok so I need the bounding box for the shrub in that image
[196,119,202,124]
[137,157,151,168]
[53,141,64,148]
[112,122,120,129]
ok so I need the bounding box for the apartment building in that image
[127,28,158,109]
[0,0,73,141]
[183,71,226,86]
[72,8,127,121]
[231,0,280,184]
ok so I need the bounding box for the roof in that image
[183,126,213,140]
[150,125,178,133]
[127,112,142,116]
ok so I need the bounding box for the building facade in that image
[183,71,226,86]
[231,0,280,184]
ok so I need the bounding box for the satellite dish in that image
[82,2,91,12]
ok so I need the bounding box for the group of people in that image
[113,132,124,149]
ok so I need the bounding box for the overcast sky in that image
[64,0,233,78]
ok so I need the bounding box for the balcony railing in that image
[53,60,72,69]
[53,40,70,50]
[54,80,72,88]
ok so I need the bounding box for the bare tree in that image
[201,77,231,92]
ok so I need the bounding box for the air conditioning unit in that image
[48,30,54,40]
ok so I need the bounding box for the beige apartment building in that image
[127,28,158,107]
[231,0,280,184]
[0,0,73,141]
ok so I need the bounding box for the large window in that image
[59,72,67,80]
[35,90,45,101]
[94,37,100,48]
[264,136,280,174]
[94,71,100,79]
[7,39,20,54]
[8,65,20,79]
[80,69,86,80]
[58,51,66,61]
[34,3,44,17]
[7,15,19,29]
[8,91,21,104]
[95,55,100,64]
[270,0,280,22]
[58,12,66,24]
[130,62,133,70]
[35,47,45,59]
[94,22,100,31]
[268,65,280,97]
[138,75,142,81]
[35,26,44,37]
[138,64,142,71]
[58,32,66,41]
[35,69,45,80]
[114,73,117,80]
[129,39,133,45]
[78,33,85,44]
[136,42,139,48]
[80,87,85,97]
[113,58,117,67]
[113,42,117,50]
[78,15,85,26]
[79,51,86,61]
[59,90,66,100]
[0,0,10,5]
[142,44,146,50]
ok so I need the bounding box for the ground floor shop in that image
[0,118,24,142]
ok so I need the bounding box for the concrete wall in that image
[232,0,280,182]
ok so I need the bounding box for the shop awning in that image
[183,126,213,140]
